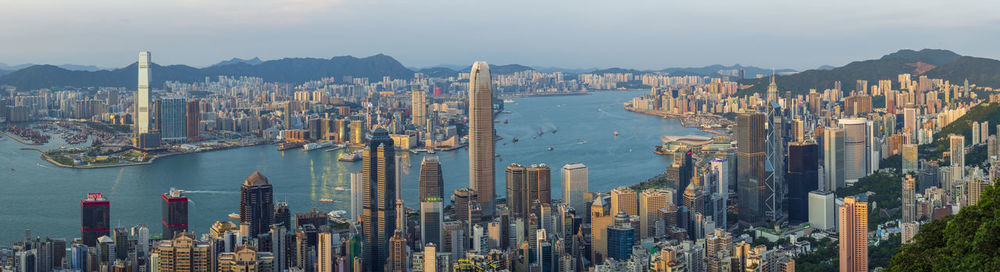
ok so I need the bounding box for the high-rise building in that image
[606,211,635,261]
[807,191,835,231]
[240,172,274,238]
[639,189,669,239]
[838,196,868,272]
[902,144,918,174]
[388,230,408,271]
[136,51,152,134]
[186,99,200,140]
[420,199,443,248]
[159,97,187,140]
[737,113,766,226]
[361,128,397,271]
[217,246,274,272]
[839,118,868,184]
[506,163,528,220]
[902,175,916,223]
[610,186,638,216]
[412,90,428,127]
[950,135,965,181]
[590,194,612,264]
[787,141,819,223]
[527,164,552,207]
[154,232,211,272]
[419,156,444,202]
[683,169,706,221]
[562,163,588,219]
[317,232,334,272]
[349,120,364,145]
[350,172,363,223]
[468,61,496,217]
[824,127,846,191]
[81,193,110,247]
[161,188,188,239]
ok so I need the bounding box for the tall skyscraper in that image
[154,232,211,272]
[902,144,918,174]
[902,175,916,223]
[186,99,200,140]
[240,171,274,237]
[361,128,396,271]
[136,51,152,134]
[527,164,552,207]
[589,194,612,264]
[950,135,965,181]
[350,172,363,223]
[420,199,444,248]
[683,169,706,221]
[737,113,766,226]
[562,163,588,219]
[159,97,187,140]
[824,127,846,191]
[638,189,668,239]
[81,193,110,247]
[161,188,188,239]
[468,61,496,217]
[419,156,444,202]
[606,212,635,261]
[787,141,819,223]
[388,230,408,271]
[838,196,868,272]
[317,232,334,272]
[412,90,428,127]
[506,163,528,220]
[610,186,638,216]
[839,118,868,184]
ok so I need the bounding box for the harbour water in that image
[0,90,706,244]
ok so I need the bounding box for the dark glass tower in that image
[361,128,396,272]
[737,113,766,226]
[418,156,444,201]
[161,189,188,239]
[81,193,110,247]
[240,171,274,237]
[787,141,819,222]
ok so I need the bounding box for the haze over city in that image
[2,0,1000,70]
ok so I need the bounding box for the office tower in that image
[419,156,444,201]
[610,186,638,216]
[787,141,819,223]
[903,106,917,140]
[506,163,529,220]
[792,118,805,142]
[81,193,110,247]
[421,200,443,248]
[765,98,785,223]
[536,229,553,272]
[667,149,694,197]
[269,225,287,272]
[111,227,129,261]
[186,99,200,140]
[136,51,152,134]
[982,121,990,145]
[159,97,187,140]
[412,90,427,127]
[349,172,362,223]
[240,172,274,238]
[639,189,668,239]
[154,232,211,271]
[839,118,868,184]
[736,113,766,226]
[902,144,918,174]
[973,121,981,145]
[606,211,635,261]
[161,188,188,239]
[590,194,612,263]
[950,135,965,181]
[902,175,916,223]
[422,243,438,272]
[808,191,835,231]
[824,127,846,191]
[766,74,779,103]
[361,128,396,272]
[562,163,588,219]
[317,232,333,272]
[217,246,274,272]
[838,196,868,272]
[452,188,476,223]
[527,164,552,206]
[683,169,706,217]
[349,120,364,144]
[468,61,496,217]
[388,230,408,271]
[273,202,291,229]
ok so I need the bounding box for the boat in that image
[614,131,619,136]
[338,150,362,162]
[303,141,333,151]
[228,213,240,220]
[278,142,304,151]
[552,128,557,134]
[512,138,519,143]
[537,129,544,136]
[319,198,334,203]
[547,147,554,151]
[503,119,508,124]
[334,187,346,191]
[324,144,346,152]
[503,99,515,103]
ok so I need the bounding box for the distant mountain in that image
[0,69,9,76]
[0,62,104,71]
[0,54,414,90]
[661,64,795,77]
[738,49,967,96]
[817,65,836,70]
[591,67,645,74]
[531,66,600,74]
[924,56,1000,87]
[211,57,263,67]
[417,67,459,78]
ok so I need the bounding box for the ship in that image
[512,138,519,143]
[319,198,334,203]
[228,213,240,220]
[614,131,619,136]
[334,187,346,191]
[503,119,508,124]
[503,99,516,103]
[547,147,554,151]
[278,142,304,151]
[303,141,333,151]
[552,128,557,134]
[338,150,362,162]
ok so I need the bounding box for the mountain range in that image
[739,49,1000,96]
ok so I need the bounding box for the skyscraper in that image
[186,99,200,140]
[506,163,529,221]
[606,211,635,261]
[638,189,668,239]
[154,232,211,272]
[902,144,918,174]
[240,171,274,237]
[159,97,187,140]
[527,164,552,207]
[388,230,408,271]
[412,90,428,127]
[562,163,588,219]
[468,61,496,217]
[610,186,638,216]
[136,51,152,134]
[361,128,396,271]
[419,156,444,202]
[824,127,846,191]
[161,188,188,239]
[838,196,868,272]
[787,141,819,223]
[350,172,363,223]
[589,194,612,264]
[420,199,444,248]
[902,175,916,223]
[81,193,110,247]
[737,113,766,226]
[950,135,965,181]
[317,232,334,272]
[839,118,868,184]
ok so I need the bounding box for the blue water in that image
[0,90,705,244]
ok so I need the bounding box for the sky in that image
[1,0,999,71]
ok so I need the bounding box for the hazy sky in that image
[1,0,999,70]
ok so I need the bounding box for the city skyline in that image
[2,1,1000,70]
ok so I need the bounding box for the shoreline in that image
[0,129,43,146]
[25,141,267,169]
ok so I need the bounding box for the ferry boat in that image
[503,119,508,124]
[319,198,334,203]
[614,131,619,136]
[547,147,554,151]
[512,138,519,143]
[278,142,304,151]
[228,213,240,220]
[338,150,362,162]
[303,141,333,151]
[334,187,346,191]
[503,99,516,103]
